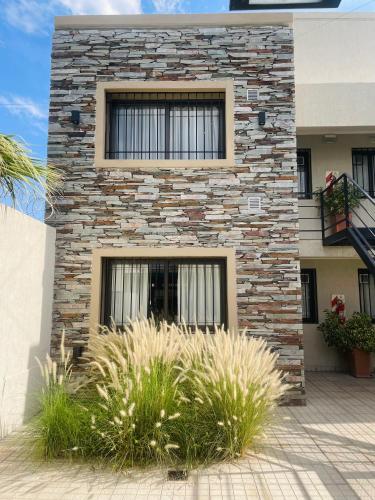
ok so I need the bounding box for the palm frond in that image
[0,134,63,209]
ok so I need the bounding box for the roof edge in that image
[54,12,294,30]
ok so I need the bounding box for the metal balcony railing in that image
[320,174,375,275]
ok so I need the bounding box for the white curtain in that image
[111,103,221,160]
[111,105,165,159]
[169,105,220,159]
[177,264,221,326]
[353,154,369,193]
[301,274,310,319]
[361,273,375,319]
[110,263,149,324]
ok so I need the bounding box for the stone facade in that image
[48,22,304,404]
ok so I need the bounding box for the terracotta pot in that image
[334,212,352,233]
[348,348,372,378]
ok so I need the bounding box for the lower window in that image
[101,258,227,329]
[301,269,318,323]
[358,269,375,320]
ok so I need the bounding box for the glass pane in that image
[360,272,375,320]
[353,153,369,193]
[297,151,309,199]
[177,263,222,326]
[301,282,310,319]
[169,104,221,160]
[108,261,149,326]
[108,104,166,159]
[148,262,166,321]
[106,93,225,160]
[103,258,226,329]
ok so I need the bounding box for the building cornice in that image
[54,12,294,30]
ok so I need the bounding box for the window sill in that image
[95,158,236,169]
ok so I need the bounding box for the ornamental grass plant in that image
[33,319,286,468]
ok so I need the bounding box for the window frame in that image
[297,148,312,200]
[301,268,318,324]
[105,92,226,160]
[90,247,238,333]
[352,148,375,198]
[358,269,375,322]
[101,257,228,329]
[95,80,235,169]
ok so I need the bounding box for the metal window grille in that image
[101,258,227,330]
[352,149,375,198]
[297,149,312,200]
[105,92,226,160]
[358,269,375,320]
[301,269,318,323]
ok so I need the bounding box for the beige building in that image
[295,13,375,371]
[47,11,375,409]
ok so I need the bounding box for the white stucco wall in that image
[301,258,375,372]
[298,134,375,252]
[0,206,55,438]
[294,13,375,132]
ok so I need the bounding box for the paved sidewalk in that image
[0,373,374,499]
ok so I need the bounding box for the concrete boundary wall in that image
[0,205,56,438]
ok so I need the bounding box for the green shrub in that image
[180,330,284,463]
[345,312,375,352]
[33,320,287,468]
[319,310,375,353]
[318,310,347,351]
[33,334,90,459]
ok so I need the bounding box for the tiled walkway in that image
[0,373,374,499]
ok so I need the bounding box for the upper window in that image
[105,92,226,160]
[352,149,375,197]
[297,149,312,200]
[358,269,375,320]
[101,258,227,330]
[301,268,318,323]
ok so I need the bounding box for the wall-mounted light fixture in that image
[230,0,341,10]
[71,110,80,125]
[258,111,266,127]
[322,134,337,144]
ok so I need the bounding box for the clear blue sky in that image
[0,0,373,217]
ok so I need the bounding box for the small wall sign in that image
[331,294,345,322]
[325,171,339,188]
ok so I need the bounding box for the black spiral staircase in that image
[320,174,375,276]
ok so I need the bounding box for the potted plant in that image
[318,310,346,350]
[319,310,375,378]
[315,183,361,232]
[345,312,375,378]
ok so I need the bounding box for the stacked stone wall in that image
[48,23,304,403]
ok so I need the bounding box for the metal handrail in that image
[320,173,375,242]
[351,208,375,240]
[321,173,375,207]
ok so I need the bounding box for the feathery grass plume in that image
[33,331,92,459]
[33,319,286,467]
[83,320,187,467]
[179,326,286,462]
[0,133,62,209]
